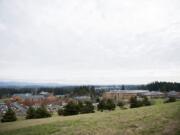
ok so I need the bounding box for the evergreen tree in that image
[96,98,100,103]
[63,102,79,116]
[165,97,176,103]
[58,101,95,116]
[97,100,106,112]
[105,99,116,110]
[78,101,84,112]
[79,101,94,114]
[57,108,64,116]
[168,97,176,102]
[1,108,17,122]
[142,96,151,106]
[98,99,116,111]
[117,101,125,108]
[26,106,36,119]
[130,96,143,108]
[35,106,51,118]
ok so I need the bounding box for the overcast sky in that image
[0,0,180,84]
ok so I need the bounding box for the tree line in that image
[0,86,104,98]
[139,81,180,92]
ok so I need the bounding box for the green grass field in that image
[0,101,180,135]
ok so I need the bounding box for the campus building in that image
[102,90,149,102]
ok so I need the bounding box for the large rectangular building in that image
[102,90,149,102]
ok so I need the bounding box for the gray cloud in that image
[0,0,180,84]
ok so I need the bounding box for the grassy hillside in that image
[0,101,180,135]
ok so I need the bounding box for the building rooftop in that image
[107,90,149,94]
[142,91,164,96]
[39,91,49,95]
[13,93,45,100]
[13,93,32,99]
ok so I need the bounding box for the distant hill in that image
[0,81,141,90]
[0,81,67,88]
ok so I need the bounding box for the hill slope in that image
[0,101,180,135]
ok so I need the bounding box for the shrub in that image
[164,97,176,103]
[35,106,51,118]
[1,108,17,122]
[25,106,51,119]
[142,96,151,106]
[105,99,116,110]
[57,108,64,116]
[26,106,36,119]
[130,96,152,108]
[79,101,94,114]
[58,101,95,116]
[97,100,106,112]
[78,101,84,111]
[63,102,79,116]
[117,101,125,108]
[96,98,100,103]
[97,99,116,111]
[130,96,143,108]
